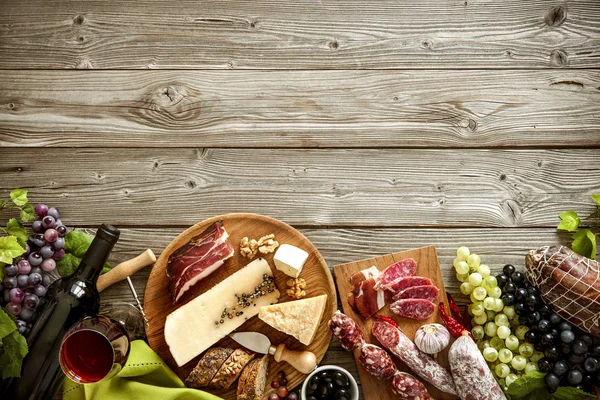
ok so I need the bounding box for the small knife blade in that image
[230,332,318,374]
[230,332,272,354]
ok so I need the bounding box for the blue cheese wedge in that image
[273,244,309,278]
[258,294,327,345]
[165,258,280,366]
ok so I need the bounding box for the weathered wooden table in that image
[1,0,599,398]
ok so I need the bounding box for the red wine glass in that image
[59,315,130,384]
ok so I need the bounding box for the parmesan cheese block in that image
[258,294,327,345]
[165,258,280,366]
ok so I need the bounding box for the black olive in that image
[309,376,320,390]
[333,371,349,388]
[324,376,333,384]
[318,383,330,397]
[335,389,351,400]
[307,397,318,400]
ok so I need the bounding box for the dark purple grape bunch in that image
[498,264,600,394]
[1,203,68,336]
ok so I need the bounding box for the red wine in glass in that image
[59,315,130,384]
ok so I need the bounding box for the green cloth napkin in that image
[63,340,222,400]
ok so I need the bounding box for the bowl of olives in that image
[301,365,358,400]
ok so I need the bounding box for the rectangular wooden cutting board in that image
[333,245,457,400]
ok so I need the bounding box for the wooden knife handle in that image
[273,343,317,374]
[97,249,156,292]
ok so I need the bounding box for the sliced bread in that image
[236,355,270,400]
[259,294,328,345]
[209,349,255,389]
[185,347,233,388]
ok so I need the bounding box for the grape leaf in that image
[0,236,25,264]
[0,199,5,210]
[572,229,597,259]
[505,370,546,398]
[0,331,28,379]
[551,386,595,400]
[5,218,28,248]
[56,253,81,277]
[9,189,28,207]
[19,203,34,222]
[57,252,111,277]
[557,210,580,232]
[592,193,600,206]
[0,308,17,341]
[64,231,93,259]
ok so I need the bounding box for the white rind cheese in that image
[273,244,309,278]
[258,294,327,345]
[165,258,280,366]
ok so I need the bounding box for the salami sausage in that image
[449,332,506,400]
[390,299,435,320]
[359,344,397,380]
[372,319,457,396]
[375,258,418,290]
[392,285,439,303]
[386,276,433,294]
[328,311,365,351]
[392,372,431,400]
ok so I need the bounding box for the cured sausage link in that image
[371,319,457,396]
[329,311,431,399]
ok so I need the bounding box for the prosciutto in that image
[167,221,235,303]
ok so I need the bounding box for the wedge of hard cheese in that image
[258,294,327,346]
[165,258,280,366]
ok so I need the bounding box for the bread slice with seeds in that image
[209,349,255,389]
[236,355,270,400]
[185,347,234,388]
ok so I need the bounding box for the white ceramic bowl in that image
[301,365,359,400]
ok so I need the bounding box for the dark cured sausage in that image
[375,258,418,290]
[359,343,397,380]
[386,276,433,294]
[392,372,431,400]
[392,285,440,303]
[329,312,431,399]
[372,319,457,396]
[390,299,435,320]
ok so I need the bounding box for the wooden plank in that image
[1,149,598,227]
[0,0,599,69]
[1,70,599,148]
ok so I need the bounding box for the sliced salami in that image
[375,258,418,290]
[393,285,440,303]
[390,299,435,320]
[392,372,431,400]
[372,319,457,396]
[386,276,433,294]
[328,311,365,351]
[358,344,397,380]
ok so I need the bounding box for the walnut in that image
[286,278,307,299]
[257,234,279,254]
[240,237,258,258]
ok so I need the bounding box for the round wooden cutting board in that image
[144,213,337,399]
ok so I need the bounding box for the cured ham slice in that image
[374,258,418,290]
[167,221,235,303]
[347,259,427,318]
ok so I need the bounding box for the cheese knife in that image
[230,332,317,374]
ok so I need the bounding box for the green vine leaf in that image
[557,210,580,232]
[5,218,28,248]
[572,229,597,259]
[592,193,600,207]
[19,204,35,222]
[9,189,28,207]
[0,236,25,264]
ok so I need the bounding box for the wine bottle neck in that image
[72,225,120,284]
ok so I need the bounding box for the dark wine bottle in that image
[0,224,120,400]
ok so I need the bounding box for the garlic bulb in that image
[414,323,450,355]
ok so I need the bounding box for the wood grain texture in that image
[1,149,598,228]
[334,246,455,400]
[0,0,599,69]
[1,70,600,148]
[144,214,337,398]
